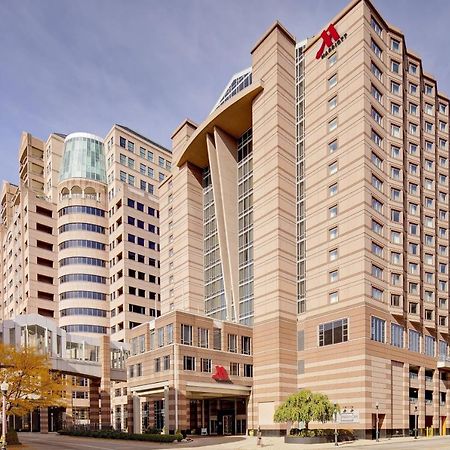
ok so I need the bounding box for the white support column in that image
[132,395,140,434]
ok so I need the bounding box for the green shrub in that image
[58,429,182,442]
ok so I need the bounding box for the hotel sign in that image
[212,365,231,382]
[316,23,347,59]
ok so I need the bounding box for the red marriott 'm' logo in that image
[316,23,347,59]
[212,365,230,382]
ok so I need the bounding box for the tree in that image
[0,343,67,416]
[273,389,338,431]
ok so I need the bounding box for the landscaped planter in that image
[284,436,329,444]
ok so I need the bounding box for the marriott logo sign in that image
[316,23,348,59]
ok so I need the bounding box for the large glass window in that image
[318,318,348,346]
[371,316,385,343]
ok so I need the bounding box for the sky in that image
[1,0,450,185]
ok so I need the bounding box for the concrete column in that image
[250,21,297,432]
[100,390,111,429]
[132,395,141,434]
[127,395,134,433]
[402,363,410,434]
[164,386,170,432]
[40,408,48,434]
[99,336,111,429]
[89,378,100,429]
[433,369,440,434]
[418,367,425,432]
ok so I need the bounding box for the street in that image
[16,433,450,450]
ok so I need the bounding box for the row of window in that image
[371,316,447,357]
[59,239,105,251]
[118,170,155,194]
[127,234,158,250]
[60,307,107,317]
[59,273,107,284]
[60,290,107,301]
[118,136,171,170]
[61,324,107,334]
[58,205,105,217]
[127,198,158,217]
[128,251,159,267]
[59,256,106,268]
[59,222,105,234]
[182,356,253,377]
[127,216,159,234]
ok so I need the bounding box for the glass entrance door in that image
[223,415,233,435]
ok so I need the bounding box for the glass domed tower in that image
[57,133,109,336]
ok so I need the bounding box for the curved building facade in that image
[57,133,109,335]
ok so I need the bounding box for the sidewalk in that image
[190,434,450,449]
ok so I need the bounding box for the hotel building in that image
[2,0,450,440]
[124,0,450,439]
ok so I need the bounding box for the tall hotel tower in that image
[124,0,450,439]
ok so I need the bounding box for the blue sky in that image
[1,0,450,185]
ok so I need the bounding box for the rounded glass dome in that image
[59,132,106,183]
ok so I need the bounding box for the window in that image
[425,140,433,152]
[183,356,195,371]
[409,122,418,135]
[328,118,337,132]
[426,272,434,284]
[328,96,337,110]
[371,317,385,343]
[372,286,383,300]
[372,241,383,257]
[329,248,338,261]
[328,74,337,89]
[391,252,401,265]
[391,231,401,244]
[440,138,447,149]
[371,196,383,213]
[372,220,383,235]
[409,62,418,75]
[391,166,401,180]
[229,362,239,376]
[425,84,433,96]
[391,81,400,95]
[391,38,400,52]
[391,209,401,223]
[391,60,400,74]
[241,336,251,355]
[372,107,382,125]
[409,262,419,275]
[328,140,338,154]
[408,143,417,155]
[439,156,447,168]
[409,83,417,95]
[425,335,435,356]
[201,358,212,373]
[371,84,382,103]
[371,16,382,35]
[371,39,382,58]
[329,227,338,240]
[371,61,382,81]
[391,273,401,286]
[425,121,433,133]
[119,136,126,148]
[329,292,339,304]
[371,265,383,280]
[409,242,418,255]
[329,183,338,197]
[409,202,418,215]
[391,102,400,116]
[391,145,400,159]
[328,52,337,66]
[391,294,401,306]
[409,282,418,295]
[409,330,420,352]
[371,152,382,169]
[409,103,418,115]
[328,161,338,175]
[198,328,209,348]
[318,318,348,346]
[371,129,382,147]
[391,324,404,348]
[228,334,237,352]
[181,324,192,345]
[127,141,135,152]
[391,124,401,138]
[409,183,418,195]
[329,205,338,219]
[329,270,338,282]
[372,174,383,191]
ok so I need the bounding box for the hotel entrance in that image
[189,398,247,435]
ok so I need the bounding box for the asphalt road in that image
[17,432,450,450]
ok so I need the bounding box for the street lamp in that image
[414,405,418,439]
[375,402,379,442]
[334,403,338,447]
[1,381,9,450]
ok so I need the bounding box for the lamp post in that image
[414,405,418,439]
[334,403,338,447]
[375,403,379,442]
[1,381,9,450]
